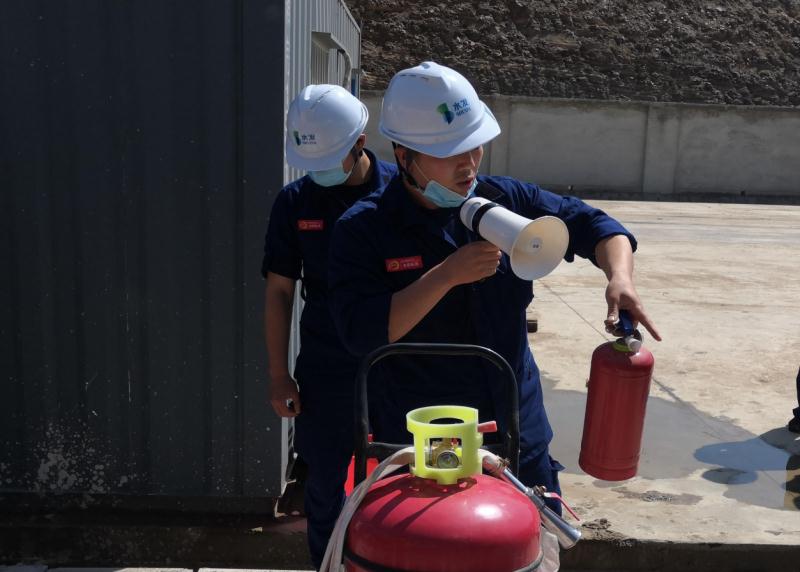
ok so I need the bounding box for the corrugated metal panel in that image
[310,0,361,92]
[0,0,360,511]
[311,39,330,84]
[279,0,362,463]
[284,0,360,172]
[280,0,361,470]
[242,0,292,501]
[0,0,326,509]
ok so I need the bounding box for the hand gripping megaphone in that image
[460,197,569,280]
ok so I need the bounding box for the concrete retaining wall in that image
[362,91,800,202]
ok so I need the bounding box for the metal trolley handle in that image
[354,343,520,484]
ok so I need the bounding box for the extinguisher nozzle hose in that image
[320,447,416,571]
[535,499,582,550]
[480,451,581,550]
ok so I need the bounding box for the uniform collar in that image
[474,179,504,202]
[380,176,443,230]
[363,148,384,190]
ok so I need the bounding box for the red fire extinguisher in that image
[579,310,655,481]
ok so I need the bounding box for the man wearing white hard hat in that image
[262,84,396,568]
[329,62,660,512]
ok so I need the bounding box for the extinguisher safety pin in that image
[537,488,580,521]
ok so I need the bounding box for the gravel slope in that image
[347,0,800,106]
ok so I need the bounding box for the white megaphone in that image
[460,197,569,280]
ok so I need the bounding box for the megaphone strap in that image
[470,201,500,235]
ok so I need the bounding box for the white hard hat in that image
[285,84,369,170]
[379,62,501,158]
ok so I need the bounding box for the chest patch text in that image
[385,256,424,272]
[297,219,324,231]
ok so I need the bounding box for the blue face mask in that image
[308,164,353,187]
[413,161,478,208]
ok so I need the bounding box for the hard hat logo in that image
[452,98,471,116]
[436,103,455,124]
[436,99,471,125]
[294,132,317,146]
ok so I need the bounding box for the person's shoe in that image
[788,417,800,433]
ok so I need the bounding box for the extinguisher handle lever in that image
[616,310,643,352]
[618,309,635,337]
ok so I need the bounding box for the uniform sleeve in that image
[517,182,637,265]
[328,213,393,357]
[261,189,302,280]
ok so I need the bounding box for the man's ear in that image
[355,133,366,152]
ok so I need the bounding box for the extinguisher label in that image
[385,256,424,272]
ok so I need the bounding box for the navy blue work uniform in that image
[329,174,636,513]
[262,149,396,569]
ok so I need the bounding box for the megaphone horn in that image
[460,197,570,280]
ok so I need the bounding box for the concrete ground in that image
[532,200,800,549]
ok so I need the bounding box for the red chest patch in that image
[297,219,324,231]
[385,256,424,273]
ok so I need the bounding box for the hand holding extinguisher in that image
[579,310,655,481]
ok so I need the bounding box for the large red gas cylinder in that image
[345,472,541,572]
[579,336,655,481]
[344,405,543,571]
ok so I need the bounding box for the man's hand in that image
[269,374,301,417]
[441,241,502,286]
[388,241,502,343]
[604,275,661,341]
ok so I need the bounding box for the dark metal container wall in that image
[0,0,322,510]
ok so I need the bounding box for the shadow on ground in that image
[542,374,800,512]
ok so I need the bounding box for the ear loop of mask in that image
[343,141,365,179]
[344,145,364,183]
[392,144,481,191]
[351,137,365,162]
[391,142,422,189]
